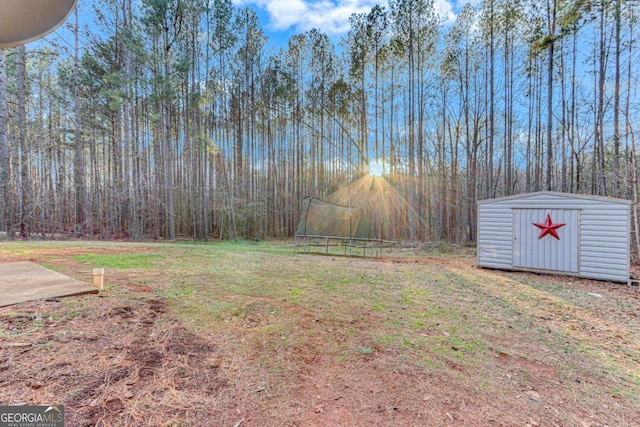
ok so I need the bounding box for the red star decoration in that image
[533,214,565,240]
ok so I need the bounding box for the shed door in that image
[513,209,580,273]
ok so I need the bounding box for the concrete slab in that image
[0,262,98,307]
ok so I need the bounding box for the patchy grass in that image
[71,253,162,269]
[0,241,639,426]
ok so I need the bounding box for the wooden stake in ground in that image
[93,268,104,290]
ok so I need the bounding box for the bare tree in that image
[0,50,8,236]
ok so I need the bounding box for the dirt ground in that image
[0,243,639,426]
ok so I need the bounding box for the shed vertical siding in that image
[477,203,513,269]
[513,209,579,273]
[579,206,630,282]
[477,192,631,284]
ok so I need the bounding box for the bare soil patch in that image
[1,295,234,426]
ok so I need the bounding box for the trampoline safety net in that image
[295,196,386,256]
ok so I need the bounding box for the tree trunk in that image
[0,50,9,235]
[74,8,86,233]
[488,0,495,198]
[612,0,621,196]
[546,0,556,191]
[17,46,30,238]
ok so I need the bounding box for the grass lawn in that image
[1,240,639,426]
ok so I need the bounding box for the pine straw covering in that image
[0,296,239,426]
[2,243,640,426]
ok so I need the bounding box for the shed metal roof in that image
[477,191,632,205]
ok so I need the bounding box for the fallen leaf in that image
[28,380,43,390]
[1,343,32,348]
[525,390,540,401]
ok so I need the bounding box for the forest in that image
[0,0,638,245]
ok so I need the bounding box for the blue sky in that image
[232,0,478,48]
[41,0,480,54]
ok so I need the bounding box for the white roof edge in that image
[477,191,632,205]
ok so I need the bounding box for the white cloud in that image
[233,0,309,30]
[434,0,456,24]
[455,0,483,7]
[233,0,387,36]
[233,0,459,36]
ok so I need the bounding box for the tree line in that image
[0,0,638,251]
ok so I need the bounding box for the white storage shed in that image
[477,191,631,284]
